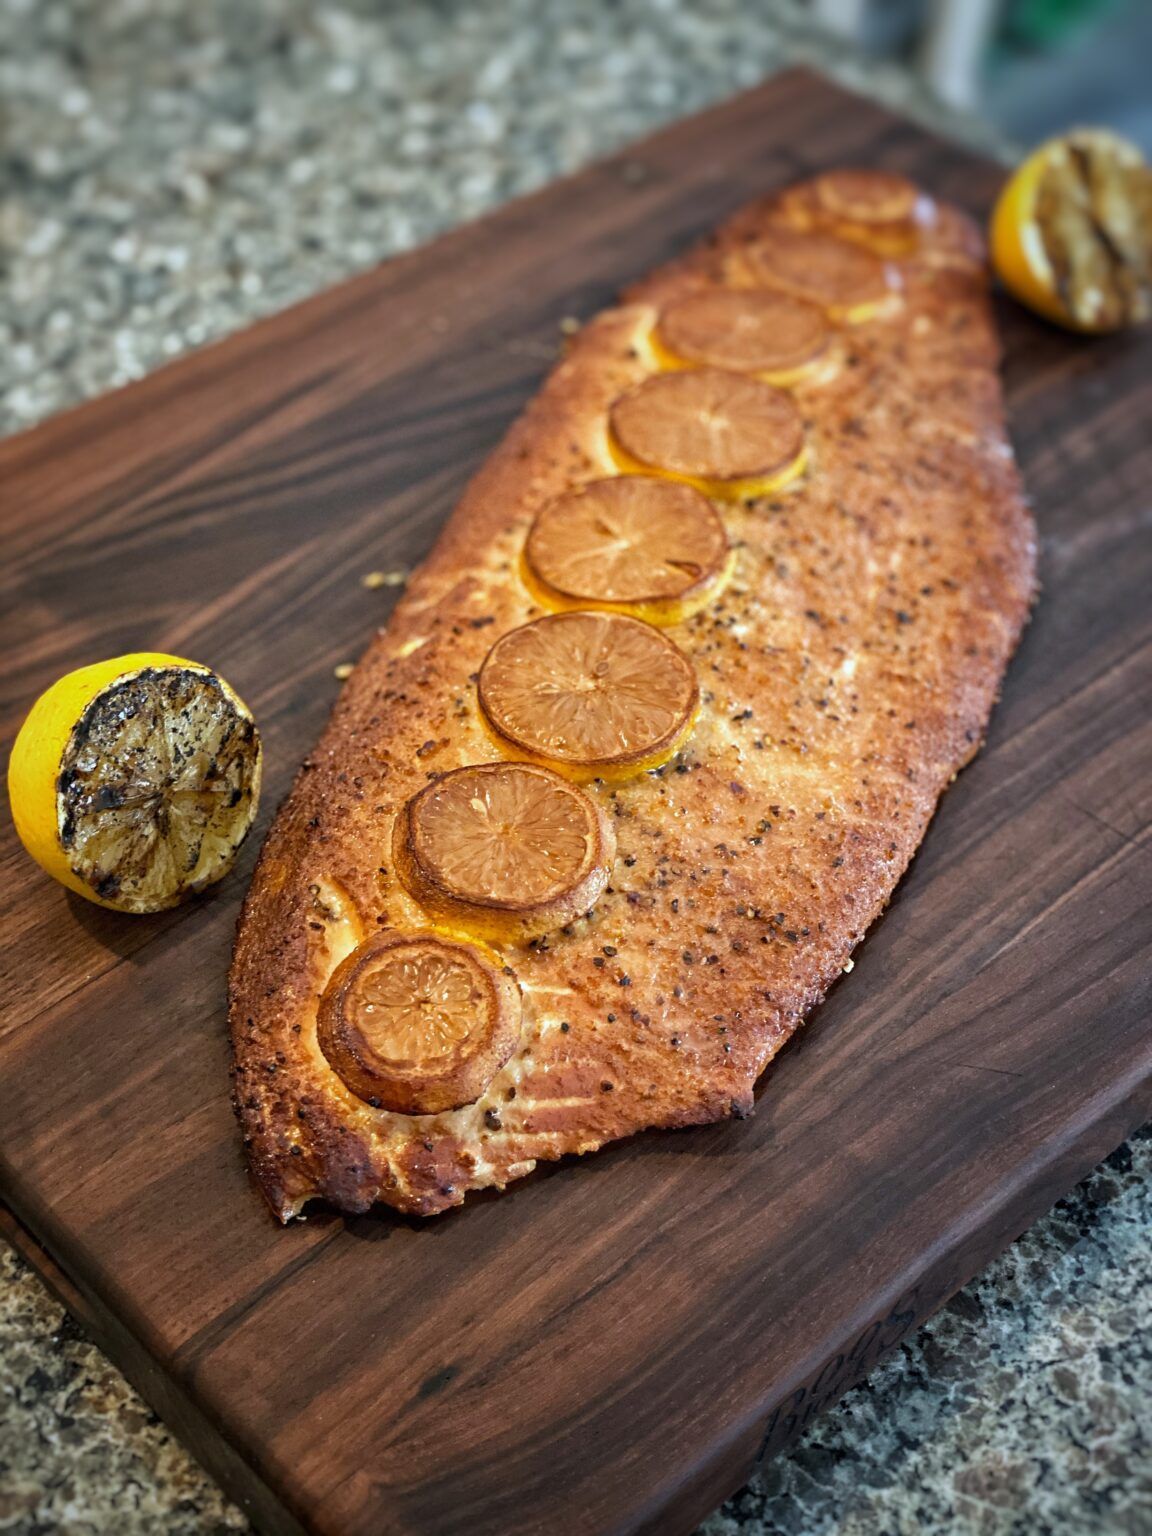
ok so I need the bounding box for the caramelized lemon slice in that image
[802,169,932,257]
[744,227,897,321]
[813,167,922,226]
[608,369,807,501]
[523,476,732,625]
[318,932,521,1114]
[7,653,261,913]
[394,761,615,941]
[478,610,699,779]
[652,290,833,385]
[991,128,1152,332]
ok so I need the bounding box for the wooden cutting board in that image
[1,69,1150,1536]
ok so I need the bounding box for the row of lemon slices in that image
[11,145,1149,1126]
[316,171,924,1115]
[394,169,920,919]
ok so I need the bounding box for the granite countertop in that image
[1,2,1149,1533]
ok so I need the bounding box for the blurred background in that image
[1,0,1150,437]
[819,0,1151,143]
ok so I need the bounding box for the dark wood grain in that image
[1,70,1150,1536]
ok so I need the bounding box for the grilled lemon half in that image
[991,128,1152,333]
[8,653,262,913]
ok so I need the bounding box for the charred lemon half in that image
[8,653,261,913]
[318,932,522,1114]
[394,761,615,941]
[991,128,1152,333]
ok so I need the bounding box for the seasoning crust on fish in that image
[229,171,1036,1220]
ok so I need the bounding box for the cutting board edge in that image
[0,1196,308,1536]
[4,1054,1149,1536]
[657,1055,1152,1534]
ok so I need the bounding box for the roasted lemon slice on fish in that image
[523,475,733,625]
[769,169,932,256]
[8,653,261,913]
[478,610,698,779]
[608,368,807,500]
[394,761,615,941]
[744,226,898,322]
[991,128,1152,333]
[799,168,932,255]
[318,932,521,1114]
[652,289,834,385]
[813,167,922,226]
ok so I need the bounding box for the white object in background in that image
[920,0,1002,109]
[811,0,871,38]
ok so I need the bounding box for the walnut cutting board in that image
[1,70,1150,1536]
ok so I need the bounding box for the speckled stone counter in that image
[1,3,1149,1534]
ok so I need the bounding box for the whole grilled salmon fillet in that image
[230,171,1036,1221]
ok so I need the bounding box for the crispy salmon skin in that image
[229,174,1036,1220]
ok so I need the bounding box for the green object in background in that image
[1002,0,1120,48]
